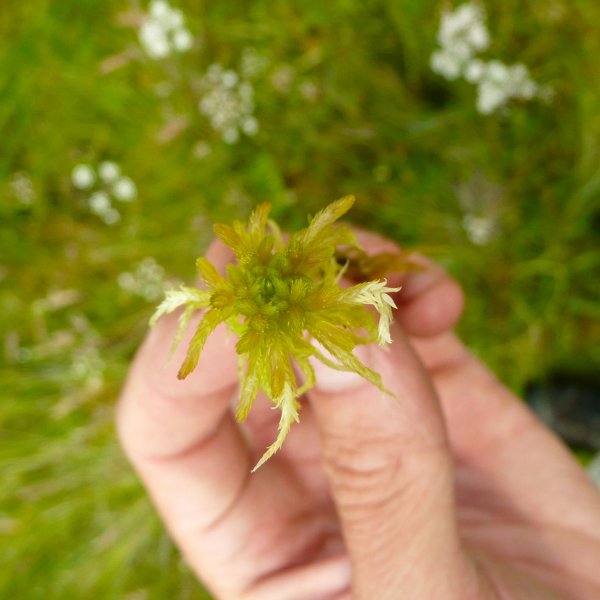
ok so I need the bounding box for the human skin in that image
[117,232,600,599]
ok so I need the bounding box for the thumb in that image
[308,325,480,598]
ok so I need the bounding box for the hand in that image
[117,232,600,599]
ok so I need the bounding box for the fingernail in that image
[399,267,443,301]
[310,342,376,393]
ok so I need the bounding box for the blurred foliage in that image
[1,0,599,597]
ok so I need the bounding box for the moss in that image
[151,197,401,469]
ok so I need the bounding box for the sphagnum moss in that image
[150,196,402,470]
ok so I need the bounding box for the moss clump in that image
[151,196,401,469]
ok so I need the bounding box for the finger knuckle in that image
[322,430,409,514]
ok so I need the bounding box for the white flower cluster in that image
[270,64,295,94]
[462,214,496,245]
[240,47,269,79]
[118,257,167,301]
[139,0,193,59]
[72,162,137,225]
[70,346,105,393]
[57,314,107,414]
[455,173,502,245]
[9,172,35,206]
[199,64,259,144]
[431,2,490,78]
[473,61,540,114]
[431,2,544,114]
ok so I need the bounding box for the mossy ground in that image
[1,1,599,598]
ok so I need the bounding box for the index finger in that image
[117,240,239,460]
[116,240,260,570]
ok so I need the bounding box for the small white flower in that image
[467,21,490,52]
[222,70,240,88]
[98,161,121,184]
[72,164,96,190]
[173,28,193,52]
[239,81,254,103]
[299,81,319,101]
[475,62,540,114]
[118,272,136,290]
[476,80,505,114]
[222,128,240,144]
[150,0,183,29]
[241,116,259,136]
[520,80,538,99]
[112,177,137,202]
[430,50,462,80]
[486,60,509,82]
[139,1,193,59]
[462,214,495,245]
[507,64,538,98]
[270,65,295,93]
[241,47,269,79]
[71,346,105,389]
[193,141,212,159]
[120,258,169,302]
[464,58,485,83]
[206,63,224,80]
[102,207,121,225]
[149,0,171,21]
[140,20,170,59]
[10,172,35,205]
[88,191,111,214]
[164,9,184,31]
[438,2,488,55]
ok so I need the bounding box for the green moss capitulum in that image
[151,197,400,470]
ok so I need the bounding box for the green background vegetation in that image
[1,1,599,598]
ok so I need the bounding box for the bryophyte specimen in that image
[151,196,408,470]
